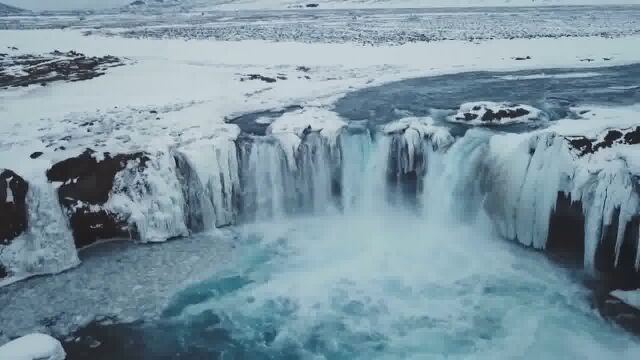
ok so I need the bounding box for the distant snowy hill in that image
[202,0,640,10]
[0,1,26,13]
[4,0,640,11]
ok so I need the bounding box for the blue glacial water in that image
[65,212,640,359]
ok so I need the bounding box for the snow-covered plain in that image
[2,3,640,358]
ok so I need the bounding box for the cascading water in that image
[5,109,640,358]
[110,118,640,359]
[337,127,373,213]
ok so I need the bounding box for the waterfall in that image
[338,128,373,213]
[174,138,239,229]
[3,113,639,286]
[297,132,334,214]
[237,136,296,221]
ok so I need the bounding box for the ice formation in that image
[1,108,639,285]
[106,151,189,243]
[0,182,79,287]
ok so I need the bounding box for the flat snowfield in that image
[1,4,640,359]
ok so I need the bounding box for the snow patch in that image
[0,333,65,360]
[267,107,347,145]
[611,289,640,311]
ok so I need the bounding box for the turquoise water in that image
[68,212,640,359]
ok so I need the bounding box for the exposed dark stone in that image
[0,51,122,89]
[0,263,7,279]
[566,126,640,156]
[546,192,585,266]
[566,137,593,155]
[240,74,277,83]
[47,149,149,248]
[624,127,640,144]
[595,292,640,336]
[29,151,43,159]
[68,208,129,249]
[455,112,479,122]
[0,169,29,245]
[296,66,311,72]
[480,107,530,122]
[595,215,640,290]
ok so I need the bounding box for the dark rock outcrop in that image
[0,169,28,245]
[452,102,537,125]
[566,126,640,156]
[29,151,43,159]
[47,149,149,248]
[480,107,530,122]
[240,74,277,83]
[0,51,122,89]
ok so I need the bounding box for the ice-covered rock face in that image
[46,148,189,247]
[0,169,28,246]
[565,126,640,156]
[448,101,546,126]
[46,149,150,248]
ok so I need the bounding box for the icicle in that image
[574,163,640,271]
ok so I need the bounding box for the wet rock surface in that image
[0,169,28,245]
[0,50,122,89]
[47,149,149,248]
